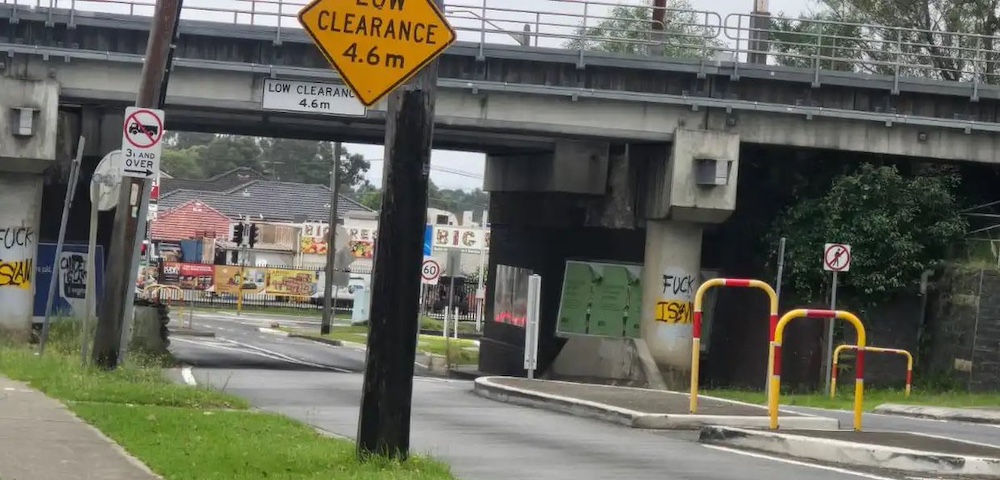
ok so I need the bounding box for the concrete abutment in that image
[0,77,59,339]
[480,128,740,389]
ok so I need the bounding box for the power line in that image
[366,158,483,179]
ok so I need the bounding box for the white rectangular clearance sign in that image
[120,106,165,180]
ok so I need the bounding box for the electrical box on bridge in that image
[693,158,733,186]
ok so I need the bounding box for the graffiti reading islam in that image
[0,259,32,289]
[656,300,693,324]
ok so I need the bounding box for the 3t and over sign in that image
[120,107,165,180]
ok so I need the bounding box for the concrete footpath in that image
[474,376,839,430]
[700,425,1000,477]
[0,376,161,480]
[874,403,1000,425]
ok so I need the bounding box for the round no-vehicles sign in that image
[823,243,852,272]
[120,106,165,180]
[421,258,441,285]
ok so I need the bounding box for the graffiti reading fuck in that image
[662,273,695,296]
[0,227,34,249]
[0,227,36,290]
[653,267,696,325]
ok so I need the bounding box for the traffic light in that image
[232,222,245,245]
[248,223,260,249]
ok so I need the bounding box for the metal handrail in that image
[3,0,999,89]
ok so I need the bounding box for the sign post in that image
[298,0,457,460]
[420,257,441,285]
[120,107,165,179]
[524,274,542,379]
[93,0,180,371]
[38,137,85,356]
[822,243,852,392]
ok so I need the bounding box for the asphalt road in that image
[169,312,366,372]
[168,312,984,480]
[782,405,1000,447]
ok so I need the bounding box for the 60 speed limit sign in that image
[421,258,441,285]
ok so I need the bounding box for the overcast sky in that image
[347,0,814,190]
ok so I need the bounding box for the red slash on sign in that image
[120,106,166,180]
[124,109,164,149]
[823,243,852,273]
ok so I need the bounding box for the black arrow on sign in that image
[125,168,154,176]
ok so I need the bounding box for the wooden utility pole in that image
[650,0,667,56]
[91,0,181,368]
[356,2,443,459]
[321,142,342,335]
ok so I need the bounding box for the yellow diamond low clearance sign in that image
[298,0,457,107]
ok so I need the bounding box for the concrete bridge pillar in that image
[0,77,60,339]
[639,129,741,387]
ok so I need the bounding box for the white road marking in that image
[221,338,352,373]
[702,445,899,480]
[172,336,335,370]
[181,366,197,386]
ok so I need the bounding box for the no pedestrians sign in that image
[823,243,852,272]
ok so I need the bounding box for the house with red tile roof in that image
[151,200,230,243]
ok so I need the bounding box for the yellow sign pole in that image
[236,264,244,316]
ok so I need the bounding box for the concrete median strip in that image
[169,327,215,337]
[699,425,1000,477]
[873,403,1000,425]
[257,327,289,336]
[473,376,839,430]
[257,327,348,347]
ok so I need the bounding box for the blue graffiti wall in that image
[32,243,105,322]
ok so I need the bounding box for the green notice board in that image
[556,260,643,339]
[557,261,595,335]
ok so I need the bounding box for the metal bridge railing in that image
[3,0,1000,90]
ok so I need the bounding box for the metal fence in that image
[4,0,1000,88]
[139,261,482,322]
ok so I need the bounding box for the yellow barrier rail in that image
[769,309,867,431]
[142,284,190,328]
[833,344,912,399]
[690,278,778,414]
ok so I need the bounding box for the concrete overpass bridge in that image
[2,0,999,158]
[2,0,999,386]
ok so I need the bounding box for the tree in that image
[258,139,371,188]
[352,179,490,217]
[769,4,872,73]
[769,163,967,309]
[198,135,265,177]
[355,183,383,211]
[768,0,997,82]
[160,134,373,191]
[161,147,203,179]
[165,131,216,150]
[564,0,723,58]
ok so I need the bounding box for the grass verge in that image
[192,305,350,319]
[0,322,456,480]
[285,325,480,365]
[706,388,1000,411]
